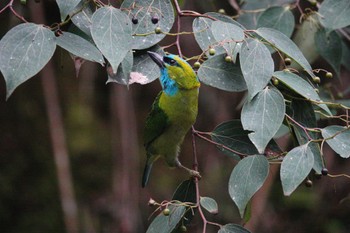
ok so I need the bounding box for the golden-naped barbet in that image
[142,51,201,187]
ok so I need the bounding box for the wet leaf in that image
[56,31,104,65]
[256,27,315,78]
[257,6,295,37]
[322,126,350,158]
[240,38,274,99]
[229,155,269,218]
[319,0,350,30]
[241,87,285,153]
[197,54,246,92]
[121,0,174,50]
[91,6,132,73]
[0,23,56,98]
[280,143,314,196]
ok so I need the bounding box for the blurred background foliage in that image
[0,0,350,233]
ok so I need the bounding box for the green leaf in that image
[0,23,56,99]
[280,143,314,196]
[130,45,165,85]
[197,54,246,92]
[107,50,133,85]
[256,27,315,78]
[341,41,350,71]
[56,0,82,21]
[211,21,244,57]
[70,1,93,36]
[193,12,245,56]
[321,126,350,158]
[229,155,269,218]
[91,6,132,73]
[288,99,322,174]
[218,224,251,233]
[273,71,331,115]
[200,197,218,214]
[171,179,196,227]
[211,120,282,159]
[315,28,342,76]
[240,38,274,99]
[241,87,285,153]
[319,0,350,30]
[56,32,104,65]
[146,205,186,233]
[121,0,174,50]
[257,6,295,38]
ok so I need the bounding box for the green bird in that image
[142,51,201,187]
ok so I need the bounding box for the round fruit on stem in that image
[209,48,216,56]
[151,16,159,24]
[155,27,162,34]
[194,61,201,69]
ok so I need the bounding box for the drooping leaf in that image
[256,27,315,78]
[56,31,104,65]
[121,0,174,50]
[321,126,350,158]
[200,197,218,214]
[211,120,282,160]
[146,205,186,233]
[107,50,133,85]
[0,23,56,99]
[193,12,245,56]
[315,28,342,77]
[273,71,331,115]
[211,21,245,56]
[130,45,164,85]
[280,143,314,196]
[240,38,274,99]
[197,54,246,92]
[91,6,132,73]
[229,155,269,218]
[288,99,322,173]
[319,0,350,31]
[241,87,285,153]
[71,1,93,36]
[257,6,295,37]
[218,224,251,233]
[56,0,82,21]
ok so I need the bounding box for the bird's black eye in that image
[163,57,177,66]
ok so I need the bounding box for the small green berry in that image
[132,17,138,24]
[272,78,279,86]
[325,72,333,78]
[180,225,187,232]
[151,16,159,24]
[209,48,216,56]
[20,0,26,5]
[163,208,170,216]
[155,27,162,34]
[218,9,226,14]
[225,55,232,63]
[314,88,319,93]
[313,76,321,84]
[305,179,313,187]
[321,168,328,176]
[284,57,292,66]
[194,61,201,69]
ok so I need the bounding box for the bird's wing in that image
[143,91,169,149]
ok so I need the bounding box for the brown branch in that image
[0,0,28,22]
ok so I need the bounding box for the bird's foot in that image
[176,161,201,180]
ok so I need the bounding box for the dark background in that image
[0,0,350,233]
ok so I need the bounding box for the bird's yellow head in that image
[148,51,200,96]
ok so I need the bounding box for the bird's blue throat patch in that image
[160,69,178,96]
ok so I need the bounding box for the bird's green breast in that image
[151,88,199,166]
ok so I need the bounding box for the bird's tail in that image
[142,161,153,188]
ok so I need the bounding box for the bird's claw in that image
[189,170,201,180]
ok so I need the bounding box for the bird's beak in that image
[147,51,165,68]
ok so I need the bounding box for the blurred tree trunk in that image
[110,85,140,232]
[29,2,79,233]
